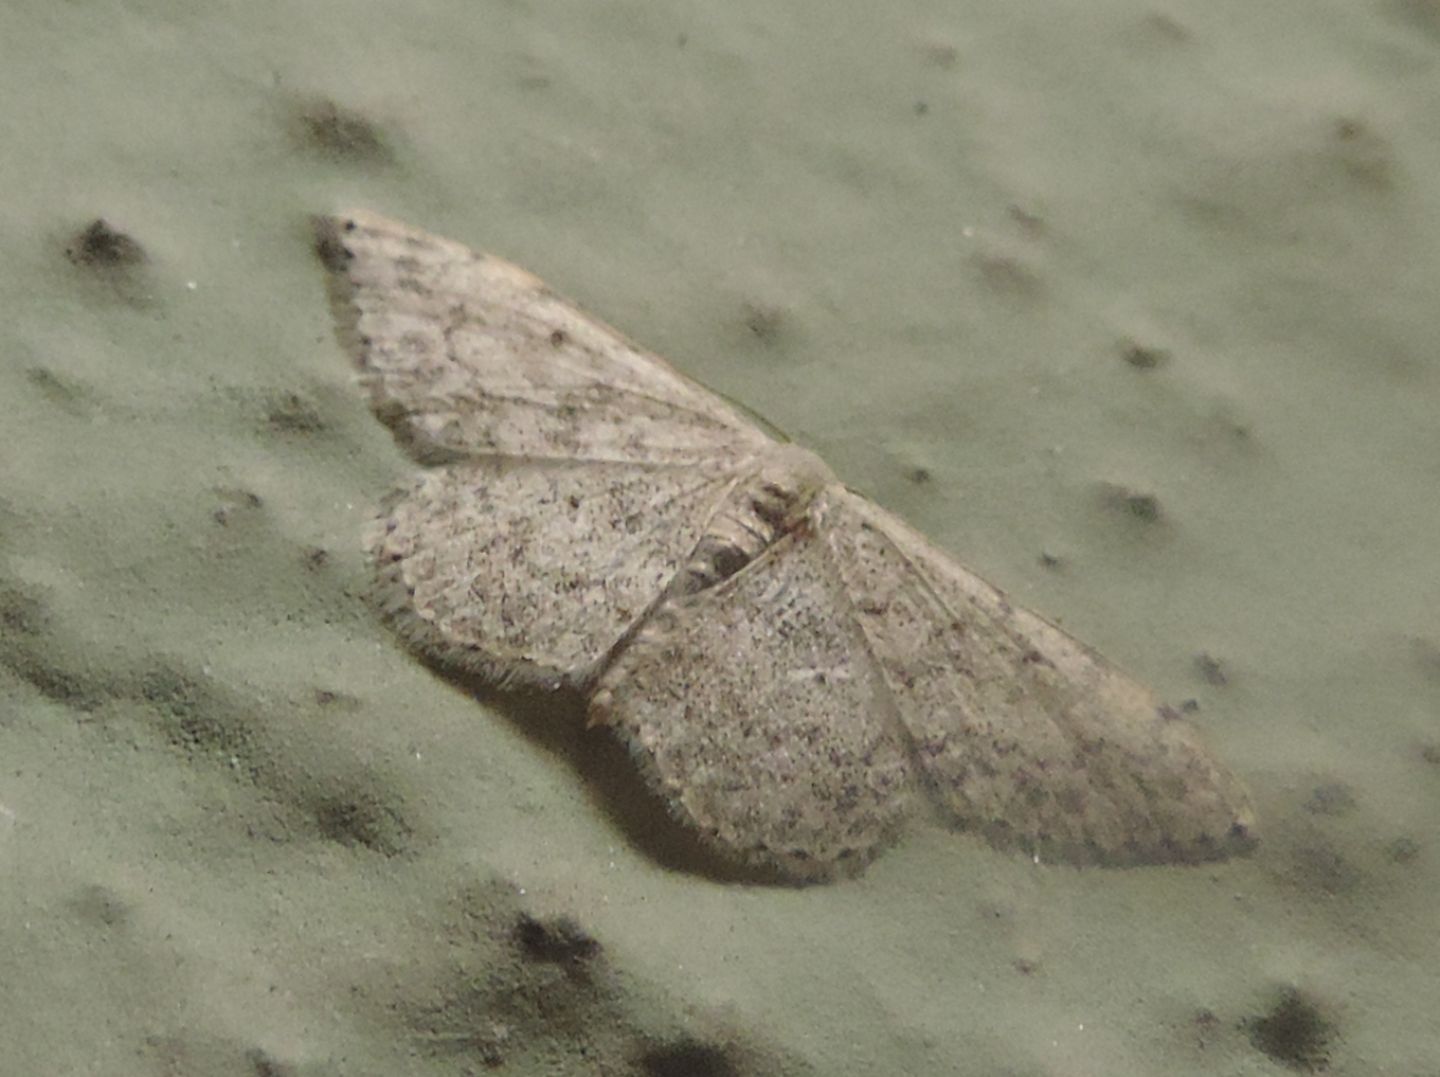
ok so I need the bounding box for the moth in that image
[316,211,1256,880]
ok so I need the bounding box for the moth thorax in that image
[672,446,833,597]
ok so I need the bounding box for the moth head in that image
[750,445,833,529]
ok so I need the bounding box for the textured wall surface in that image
[1,2,1437,1073]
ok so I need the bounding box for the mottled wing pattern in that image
[372,459,750,687]
[818,488,1257,865]
[590,527,916,879]
[317,211,774,466]
[321,210,1258,878]
[319,211,778,685]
